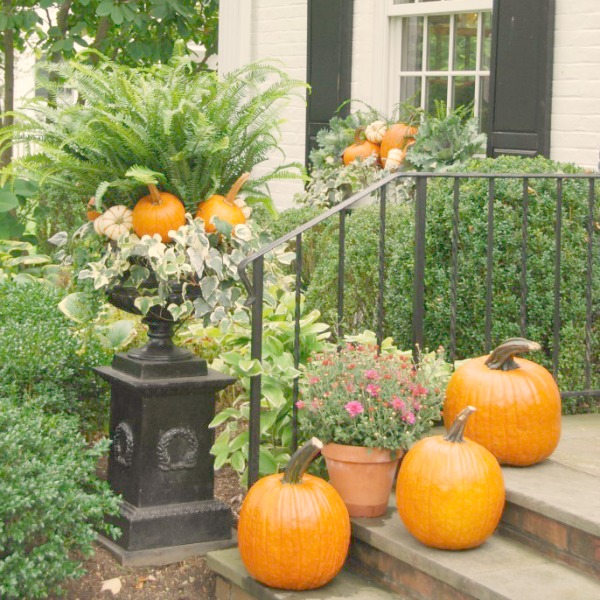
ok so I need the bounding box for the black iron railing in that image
[238,171,600,487]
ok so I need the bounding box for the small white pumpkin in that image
[384,147,405,170]
[365,120,388,144]
[95,205,134,241]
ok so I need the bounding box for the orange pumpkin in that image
[380,123,418,167]
[397,406,505,550]
[238,438,350,590]
[196,173,249,233]
[342,128,380,166]
[86,197,101,221]
[132,183,186,243]
[443,338,561,466]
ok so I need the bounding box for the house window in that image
[386,0,493,128]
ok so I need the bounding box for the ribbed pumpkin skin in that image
[397,435,505,550]
[196,195,246,233]
[132,192,186,242]
[342,140,380,166]
[380,123,418,165]
[443,356,561,466]
[238,473,350,590]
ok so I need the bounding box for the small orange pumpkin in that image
[342,128,380,166]
[238,438,350,590]
[397,406,505,550]
[380,123,418,167]
[86,197,101,221]
[443,338,561,466]
[132,183,186,243]
[196,173,249,233]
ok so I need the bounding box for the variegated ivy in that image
[79,217,285,323]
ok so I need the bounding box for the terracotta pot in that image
[321,443,403,518]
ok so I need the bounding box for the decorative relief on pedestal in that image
[112,421,134,468]
[157,427,199,471]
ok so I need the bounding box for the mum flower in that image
[366,383,381,397]
[345,401,364,417]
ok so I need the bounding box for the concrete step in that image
[499,414,600,578]
[207,547,404,600]
[349,507,600,600]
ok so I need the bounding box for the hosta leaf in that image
[58,292,93,323]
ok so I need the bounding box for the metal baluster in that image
[413,176,427,359]
[247,255,264,488]
[377,184,387,351]
[485,178,495,353]
[450,178,460,363]
[337,209,347,342]
[584,179,595,390]
[552,178,563,380]
[292,234,302,452]
[520,178,529,337]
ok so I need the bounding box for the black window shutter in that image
[305,0,353,166]
[487,0,555,157]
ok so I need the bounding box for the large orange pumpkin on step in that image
[380,123,418,167]
[132,183,186,243]
[196,173,249,233]
[443,338,561,466]
[238,438,350,590]
[397,406,505,550]
[342,128,380,166]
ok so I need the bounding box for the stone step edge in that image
[207,547,402,600]
[350,511,600,600]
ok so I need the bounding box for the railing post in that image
[248,255,264,488]
[412,176,427,358]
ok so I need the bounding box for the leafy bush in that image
[0,281,112,434]
[302,156,599,408]
[0,395,119,599]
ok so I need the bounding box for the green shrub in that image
[0,282,112,434]
[302,156,599,409]
[0,396,119,599]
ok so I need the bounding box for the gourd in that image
[384,147,405,170]
[238,438,350,590]
[130,173,186,243]
[365,120,388,144]
[196,173,249,233]
[443,338,561,466]
[397,406,505,550]
[380,123,418,167]
[94,205,133,241]
[87,197,101,221]
[342,128,380,166]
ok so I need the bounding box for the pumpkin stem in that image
[224,172,250,205]
[485,338,541,371]
[147,183,162,205]
[354,126,366,144]
[281,437,324,484]
[444,406,476,443]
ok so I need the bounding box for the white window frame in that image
[372,0,493,118]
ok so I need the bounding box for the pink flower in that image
[391,396,406,411]
[345,382,355,393]
[295,400,306,409]
[309,376,321,385]
[364,369,379,380]
[403,412,416,425]
[365,383,381,397]
[310,398,322,411]
[345,401,364,417]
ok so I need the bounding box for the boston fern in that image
[0,42,306,213]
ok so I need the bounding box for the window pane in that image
[400,76,422,106]
[479,75,490,132]
[454,76,475,110]
[481,12,493,70]
[401,17,423,71]
[426,76,447,115]
[454,13,478,71]
[427,15,450,71]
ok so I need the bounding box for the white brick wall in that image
[551,0,600,169]
[249,0,308,209]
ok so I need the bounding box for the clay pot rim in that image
[321,442,404,463]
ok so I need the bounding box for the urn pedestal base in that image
[95,351,236,566]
